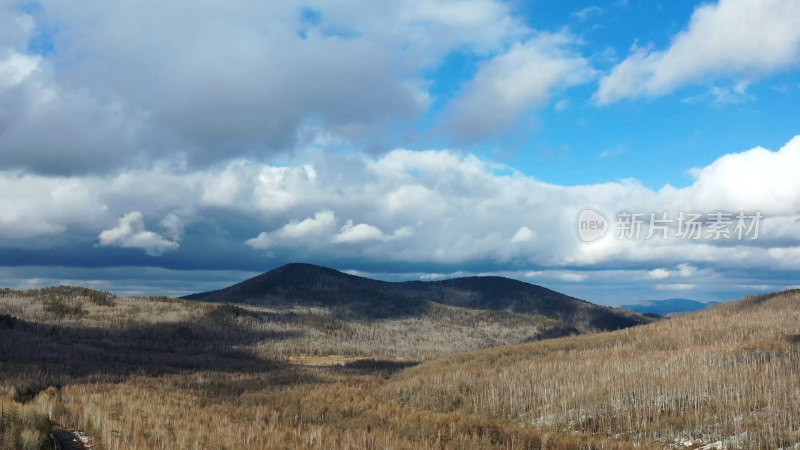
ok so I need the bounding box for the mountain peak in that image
[184,263,654,332]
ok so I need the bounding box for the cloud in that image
[331,220,414,244]
[571,6,604,22]
[159,213,184,241]
[0,52,41,88]
[332,221,388,244]
[420,273,447,280]
[2,136,800,276]
[735,284,774,291]
[279,210,337,240]
[681,79,755,105]
[597,0,800,103]
[648,268,670,279]
[0,173,106,239]
[648,264,699,280]
[511,226,537,244]
[668,136,800,215]
[97,212,179,256]
[246,210,410,249]
[560,273,588,282]
[656,283,696,291]
[676,263,697,278]
[444,32,595,140]
[245,210,336,250]
[554,99,570,111]
[0,0,530,174]
[599,146,625,158]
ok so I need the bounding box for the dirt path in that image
[51,424,91,450]
[51,426,80,450]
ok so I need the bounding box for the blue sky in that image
[0,0,799,305]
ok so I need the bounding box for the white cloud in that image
[735,284,774,291]
[332,220,414,245]
[571,6,604,22]
[245,210,335,250]
[97,212,179,256]
[3,136,800,274]
[554,99,570,111]
[420,273,447,280]
[648,268,670,279]
[597,0,800,103]
[0,174,105,239]
[648,264,699,280]
[656,283,696,291]
[560,273,588,282]
[0,52,41,88]
[0,0,531,174]
[280,211,337,240]
[333,220,389,244]
[444,32,595,139]
[599,146,625,158]
[159,213,184,241]
[393,226,415,239]
[511,226,537,244]
[676,263,698,278]
[667,136,800,215]
[682,80,753,105]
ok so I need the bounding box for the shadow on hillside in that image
[0,316,311,401]
[331,359,419,376]
[228,293,434,321]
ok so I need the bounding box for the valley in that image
[0,267,796,448]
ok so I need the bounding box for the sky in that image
[0,0,799,305]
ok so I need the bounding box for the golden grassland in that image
[387,290,800,448]
[0,287,798,448]
[0,393,51,450]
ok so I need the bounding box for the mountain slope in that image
[395,276,649,331]
[183,263,429,319]
[184,263,653,332]
[620,298,718,314]
[386,289,800,448]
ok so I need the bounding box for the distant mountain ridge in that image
[184,263,654,333]
[620,298,718,315]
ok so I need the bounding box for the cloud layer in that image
[597,0,800,103]
[1,1,800,303]
[2,136,799,274]
[98,212,179,256]
[0,0,545,173]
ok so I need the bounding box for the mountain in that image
[184,263,654,333]
[619,298,718,315]
[386,289,800,448]
[184,263,430,319]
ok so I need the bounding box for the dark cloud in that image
[0,0,532,174]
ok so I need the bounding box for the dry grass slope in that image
[0,286,797,448]
[0,394,51,450]
[0,285,586,449]
[387,289,800,448]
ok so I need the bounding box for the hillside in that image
[184,263,428,319]
[385,289,800,448]
[0,284,596,448]
[2,285,798,448]
[184,263,653,333]
[396,275,649,331]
